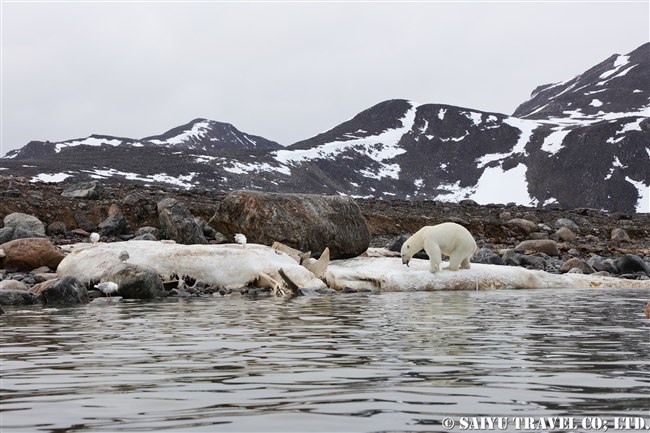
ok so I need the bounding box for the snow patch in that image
[625,176,649,213]
[414,178,424,188]
[543,198,559,207]
[360,163,401,180]
[434,181,473,202]
[83,168,197,188]
[438,108,446,120]
[439,131,469,142]
[164,121,212,146]
[589,99,603,107]
[55,137,123,153]
[617,117,644,134]
[30,172,71,183]
[541,127,571,155]
[462,111,482,126]
[469,163,533,206]
[476,117,538,167]
[599,55,630,79]
[224,161,291,176]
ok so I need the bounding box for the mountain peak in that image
[513,42,649,122]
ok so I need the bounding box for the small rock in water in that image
[295,288,320,296]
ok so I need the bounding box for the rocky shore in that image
[1,176,649,307]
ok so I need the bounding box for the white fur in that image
[401,222,476,272]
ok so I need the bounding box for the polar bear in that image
[401,222,476,272]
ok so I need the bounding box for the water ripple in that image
[1,288,649,432]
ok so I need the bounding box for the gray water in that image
[2,288,649,432]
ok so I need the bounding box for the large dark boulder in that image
[471,247,506,266]
[616,254,650,274]
[157,198,207,245]
[30,276,89,304]
[0,289,41,306]
[100,262,164,299]
[98,205,128,237]
[210,190,371,259]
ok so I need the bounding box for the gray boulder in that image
[134,226,160,238]
[0,289,41,306]
[0,279,30,291]
[0,227,15,244]
[74,213,97,232]
[157,198,207,245]
[210,190,370,259]
[11,228,49,241]
[588,256,619,274]
[30,276,89,304]
[555,218,579,231]
[471,248,506,266]
[98,206,127,237]
[295,288,321,296]
[560,258,596,274]
[611,228,631,243]
[519,255,546,270]
[61,180,105,200]
[4,213,46,235]
[131,233,157,241]
[47,221,67,236]
[100,262,164,299]
[616,254,650,275]
[502,249,522,265]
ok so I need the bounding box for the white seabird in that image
[234,233,247,247]
[90,232,100,245]
[95,281,119,299]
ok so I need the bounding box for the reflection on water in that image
[1,288,649,432]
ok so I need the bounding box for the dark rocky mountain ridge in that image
[1,43,648,213]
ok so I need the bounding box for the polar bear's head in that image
[400,240,415,267]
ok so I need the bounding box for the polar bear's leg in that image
[424,242,441,273]
[460,256,471,269]
[446,253,461,271]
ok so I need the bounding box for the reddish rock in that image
[645,300,650,319]
[0,238,66,271]
[514,239,560,256]
[507,218,538,235]
[556,227,577,242]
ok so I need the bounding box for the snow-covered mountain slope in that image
[1,43,648,213]
[141,118,281,151]
[2,119,281,160]
[513,42,649,122]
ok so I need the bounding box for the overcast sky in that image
[1,1,648,156]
